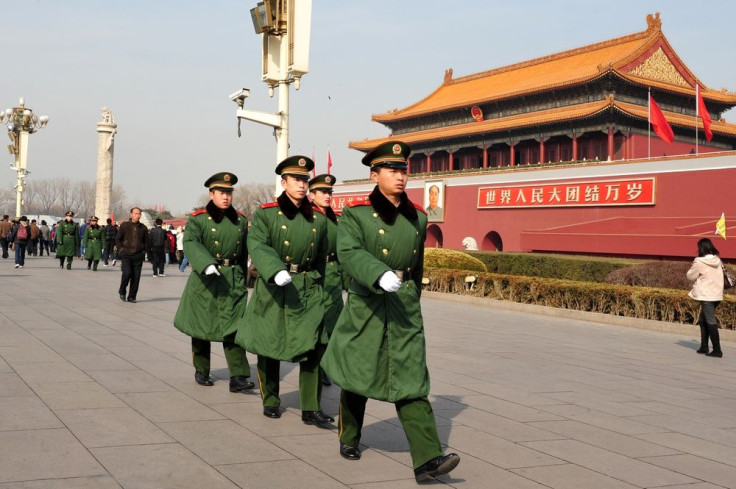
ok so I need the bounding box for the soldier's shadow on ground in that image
[137,296,182,303]
[675,338,702,351]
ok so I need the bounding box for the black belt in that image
[393,270,412,281]
[285,263,311,274]
[326,253,338,263]
[215,258,239,267]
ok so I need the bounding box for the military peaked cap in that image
[275,155,314,178]
[204,172,238,191]
[309,173,337,191]
[361,140,410,169]
[65,211,75,217]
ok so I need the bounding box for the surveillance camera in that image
[229,88,250,107]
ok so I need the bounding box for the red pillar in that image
[607,128,614,161]
[539,139,545,164]
[572,134,578,161]
[482,145,488,168]
[510,143,516,167]
[426,154,431,173]
[448,151,454,171]
[406,156,411,175]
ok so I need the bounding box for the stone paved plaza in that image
[0,255,734,488]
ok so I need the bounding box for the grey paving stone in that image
[87,369,174,393]
[538,403,667,436]
[117,391,225,423]
[92,444,238,489]
[0,395,63,431]
[218,460,351,489]
[512,463,640,488]
[0,372,34,396]
[640,454,736,488]
[636,432,736,468]
[12,361,91,384]
[0,475,122,489]
[56,407,174,447]
[64,353,138,372]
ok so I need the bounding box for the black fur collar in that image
[323,205,337,223]
[369,186,417,224]
[206,200,239,224]
[278,192,313,220]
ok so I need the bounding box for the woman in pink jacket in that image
[686,238,724,357]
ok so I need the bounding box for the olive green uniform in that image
[174,203,250,378]
[236,193,328,410]
[321,187,443,469]
[83,225,104,270]
[56,220,80,269]
[316,207,347,341]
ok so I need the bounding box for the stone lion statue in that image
[461,237,478,250]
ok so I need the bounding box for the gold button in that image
[373,213,378,217]
[310,242,314,247]
[282,225,287,230]
[413,249,417,255]
[278,211,283,215]
[208,216,212,220]
[284,240,290,246]
[379,229,385,235]
[214,241,219,245]
[236,240,240,244]
[416,231,419,235]
[306,257,311,261]
[211,228,216,232]
[233,253,237,257]
[216,253,221,258]
[407,267,412,271]
[312,228,316,233]
[382,249,388,255]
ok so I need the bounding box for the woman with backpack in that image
[11,216,31,269]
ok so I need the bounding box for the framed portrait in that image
[424,180,445,222]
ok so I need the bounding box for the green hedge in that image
[466,251,636,283]
[424,268,735,330]
[424,248,487,272]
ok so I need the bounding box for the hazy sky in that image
[3,0,735,214]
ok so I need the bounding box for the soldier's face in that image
[371,167,407,200]
[210,189,233,210]
[282,175,308,202]
[310,189,332,208]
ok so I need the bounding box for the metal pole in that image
[15,170,23,218]
[695,84,699,155]
[274,33,290,198]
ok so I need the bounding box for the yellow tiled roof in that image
[350,98,736,151]
[372,14,736,123]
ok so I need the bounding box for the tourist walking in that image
[38,220,50,256]
[148,218,167,277]
[83,216,104,271]
[321,141,460,482]
[174,172,254,392]
[11,216,31,268]
[0,215,12,259]
[687,237,725,358]
[56,211,80,270]
[115,207,148,303]
[29,219,40,256]
[102,218,117,266]
[236,155,332,426]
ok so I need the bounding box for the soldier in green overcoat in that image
[56,211,80,270]
[173,172,253,392]
[309,173,346,386]
[83,216,104,271]
[235,156,333,426]
[321,141,460,483]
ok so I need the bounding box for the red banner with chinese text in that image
[331,193,370,211]
[477,178,655,209]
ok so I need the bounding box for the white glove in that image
[274,270,292,286]
[204,264,220,276]
[378,271,402,292]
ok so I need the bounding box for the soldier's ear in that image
[370,171,379,184]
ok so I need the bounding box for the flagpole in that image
[695,84,699,155]
[648,88,651,159]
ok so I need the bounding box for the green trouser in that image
[257,348,322,411]
[191,332,250,377]
[339,389,443,469]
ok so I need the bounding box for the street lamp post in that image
[0,97,49,217]
[231,0,312,198]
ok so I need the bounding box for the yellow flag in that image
[715,212,727,240]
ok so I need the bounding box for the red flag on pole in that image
[311,149,317,177]
[649,94,674,144]
[327,150,333,174]
[697,87,713,142]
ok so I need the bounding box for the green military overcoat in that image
[236,193,327,362]
[83,225,104,261]
[313,205,346,342]
[174,203,248,341]
[55,220,80,257]
[321,187,430,402]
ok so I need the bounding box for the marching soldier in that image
[236,156,333,426]
[321,141,460,483]
[174,172,254,392]
[83,216,104,271]
[308,173,347,386]
[56,211,80,270]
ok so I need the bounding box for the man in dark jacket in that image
[103,218,118,266]
[115,207,148,303]
[148,218,167,277]
[0,215,14,259]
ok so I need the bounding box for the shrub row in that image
[424,248,487,272]
[465,251,636,283]
[423,268,736,330]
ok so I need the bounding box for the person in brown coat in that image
[0,215,12,259]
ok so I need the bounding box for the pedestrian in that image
[176,227,189,271]
[78,218,88,257]
[166,227,177,265]
[102,218,117,266]
[83,216,104,271]
[56,211,80,270]
[174,172,254,392]
[50,223,57,253]
[321,141,460,483]
[29,219,40,256]
[11,216,31,268]
[235,155,333,426]
[115,207,148,303]
[148,218,167,277]
[309,173,346,386]
[38,220,50,256]
[687,237,725,358]
[0,215,13,259]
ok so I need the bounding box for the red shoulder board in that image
[191,209,208,217]
[312,204,326,216]
[335,210,342,217]
[347,200,371,208]
[237,211,247,217]
[413,203,427,215]
[259,202,279,209]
